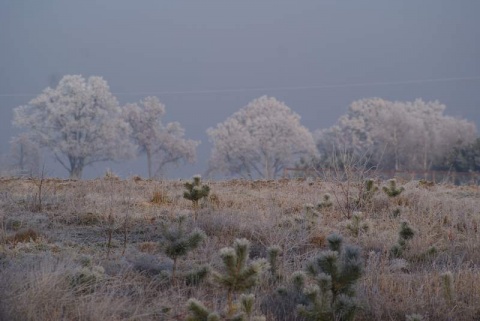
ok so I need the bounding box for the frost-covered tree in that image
[8,133,41,176]
[13,75,134,179]
[123,96,199,178]
[315,98,477,171]
[207,96,317,179]
[438,137,480,172]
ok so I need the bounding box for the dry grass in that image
[0,177,479,320]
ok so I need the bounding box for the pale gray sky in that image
[1,0,479,178]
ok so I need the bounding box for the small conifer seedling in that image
[212,238,268,316]
[390,221,415,258]
[267,245,282,281]
[317,193,333,210]
[382,179,405,197]
[304,204,321,229]
[298,233,363,321]
[186,298,221,321]
[346,212,369,237]
[356,179,378,208]
[271,271,308,320]
[159,215,206,282]
[183,175,210,220]
[186,295,266,321]
[364,178,378,197]
[441,271,455,305]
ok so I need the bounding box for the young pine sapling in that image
[390,221,415,258]
[212,238,268,316]
[183,175,210,220]
[356,178,378,208]
[316,193,333,210]
[382,179,405,198]
[298,233,363,321]
[159,215,206,282]
[346,212,369,237]
[186,295,266,321]
[267,245,282,282]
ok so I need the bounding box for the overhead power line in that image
[0,75,479,98]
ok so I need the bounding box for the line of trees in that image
[312,98,478,172]
[3,75,478,179]
[10,75,197,179]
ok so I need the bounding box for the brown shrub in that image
[8,228,39,244]
[150,190,171,205]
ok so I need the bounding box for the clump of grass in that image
[208,193,221,209]
[130,175,142,182]
[406,314,424,321]
[6,218,23,231]
[77,212,101,225]
[308,232,327,247]
[7,228,39,244]
[150,190,171,205]
[441,271,455,305]
[103,169,120,181]
[69,265,105,293]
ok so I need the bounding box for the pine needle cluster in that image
[159,215,206,281]
[298,233,363,321]
[382,179,405,197]
[184,175,211,208]
[186,294,266,321]
[316,193,333,209]
[346,212,369,237]
[212,238,268,316]
[186,238,268,320]
[390,221,415,258]
[356,179,378,208]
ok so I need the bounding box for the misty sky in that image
[1,0,479,178]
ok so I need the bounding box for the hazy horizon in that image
[1,1,479,178]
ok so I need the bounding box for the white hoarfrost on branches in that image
[13,75,135,179]
[316,98,477,171]
[123,96,199,178]
[8,133,41,176]
[207,96,317,179]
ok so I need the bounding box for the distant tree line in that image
[9,75,197,179]
[436,138,480,172]
[3,74,478,179]
[308,98,478,173]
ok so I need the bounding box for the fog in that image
[1,1,479,178]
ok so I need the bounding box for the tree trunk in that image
[227,290,234,317]
[19,143,25,172]
[147,149,152,179]
[393,127,399,171]
[423,142,428,172]
[172,258,177,284]
[70,166,83,179]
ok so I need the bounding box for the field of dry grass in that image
[0,175,479,321]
